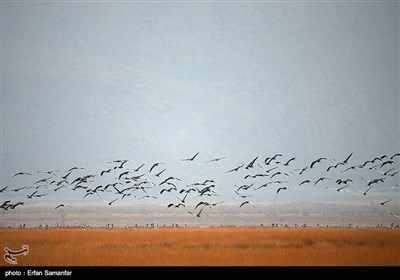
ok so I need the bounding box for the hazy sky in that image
[1,1,399,210]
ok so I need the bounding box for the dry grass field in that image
[1,227,399,266]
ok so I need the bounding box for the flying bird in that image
[132,163,145,172]
[234,190,253,198]
[188,206,204,217]
[390,153,400,160]
[310,157,327,168]
[314,177,330,186]
[283,157,296,166]
[167,203,185,208]
[11,172,31,178]
[207,157,226,163]
[326,162,345,172]
[379,199,392,206]
[239,201,250,208]
[100,168,113,176]
[101,198,118,206]
[226,164,244,173]
[54,204,71,210]
[245,157,258,169]
[299,180,312,186]
[149,162,163,173]
[154,168,166,177]
[276,186,288,194]
[182,152,199,161]
[362,186,373,196]
[342,153,353,164]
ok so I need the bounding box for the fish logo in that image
[3,245,29,265]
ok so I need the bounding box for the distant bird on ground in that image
[11,172,31,178]
[182,152,199,161]
[207,157,226,163]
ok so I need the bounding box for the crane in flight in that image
[182,152,199,161]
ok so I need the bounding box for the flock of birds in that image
[1,152,399,219]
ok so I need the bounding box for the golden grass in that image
[1,227,399,266]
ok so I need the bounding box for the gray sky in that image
[1,1,399,212]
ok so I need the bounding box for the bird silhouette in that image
[207,157,226,163]
[188,206,204,217]
[54,204,71,210]
[11,172,31,178]
[310,157,327,168]
[182,152,199,161]
[283,157,296,166]
[149,162,163,173]
[226,164,244,173]
[276,186,288,194]
[245,157,258,169]
[380,199,392,205]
